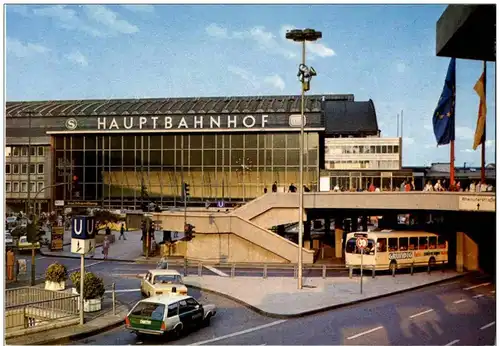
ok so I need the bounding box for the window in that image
[428,236,437,249]
[6,182,11,192]
[29,164,35,174]
[388,238,398,251]
[409,237,418,250]
[21,164,27,174]
[167,303,178,317]
[376,238,387,252]
[130,302,165,321]
[38,164,44,174]
[30,182,35,192]
[37,182,44,192]
[345,238,375,255]
[178,300,194,314]
[21,182,27,192]
[13,147,19,156]
[388,146,393,154]
[419,237,428,250]
[5,147,11,157]
[437,237,447,249]
[185,298,199,308]
[394,146,399,154]
[6,164,11,174]
[38,147,45,156]
[13,182,19,192]
[30,146,36,156]
[399,237,408,250]
[21,147,28,156]
[13,164,19,174]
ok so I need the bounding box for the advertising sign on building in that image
[51,226,64,251]
[459,195,495,212]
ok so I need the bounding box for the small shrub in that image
[45,263,68,282]
[71,272,105,300]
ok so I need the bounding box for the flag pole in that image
[481,61,487,184]
[450,87,455,188]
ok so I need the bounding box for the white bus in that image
[345,230,448,272]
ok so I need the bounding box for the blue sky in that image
[5,4,496,166]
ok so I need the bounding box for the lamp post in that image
[285,28,322,290]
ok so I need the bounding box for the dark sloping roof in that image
[324,99,379,135]
[6,94,354,117]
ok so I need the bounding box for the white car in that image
[5,233,14,247]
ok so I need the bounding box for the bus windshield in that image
[345,238,375,254]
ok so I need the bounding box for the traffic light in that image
[184,223,196,241]
[72,175,79,198]
[183,183,190,198]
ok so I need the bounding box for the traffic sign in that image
[356,237,368,249]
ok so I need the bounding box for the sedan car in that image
[125,295,216,338]
[140,269,188,297]
[17,236,40,251]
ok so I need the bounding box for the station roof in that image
[323,99,379,135]
[5,94,354,118]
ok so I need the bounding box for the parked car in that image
[5,232,14,248]
[125,295,216,338]
[140,269,188,297]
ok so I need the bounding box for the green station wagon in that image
[125,295,216,338]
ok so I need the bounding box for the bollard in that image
[372,265,375,278]
[442,261,445,273]
[112,283,116,315]
[411,262,414,276]
[183,258,188,277]
[322,265,326,279]
[231,264,235,278]
[293,265,298,279]
[349,266,353,279]
[198,263,203,277]
[427,263,431,275]
[392,265,396,277]
[263,264,268,279]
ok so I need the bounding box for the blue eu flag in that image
[432,58,456,145]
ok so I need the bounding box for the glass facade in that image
[54,133,319,208]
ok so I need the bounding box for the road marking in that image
[204,265,229,277]
[480,322,495,330]
[444,339,460,346]
[439,281,457,287]
[188,320,287,345]
[473,294,484,299]
[463,282,491,290]
[346,326,384,340]
[453,299,466,304]
[104,288,141,294]
[409,309,434,319]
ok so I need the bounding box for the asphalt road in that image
[73,272,495,345]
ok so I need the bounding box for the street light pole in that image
[286,28,322,290]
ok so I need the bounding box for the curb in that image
[37,319,125,345]
[39,250,140,263]
[185,272,469,319]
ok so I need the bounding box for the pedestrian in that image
[119,223,127,240]
[7,248,15,281]
[102,235,110,259]
[272,181,278,193]
[264,186,268,194]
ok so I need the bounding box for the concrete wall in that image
[153,211,315,264]
[456,231,479,272]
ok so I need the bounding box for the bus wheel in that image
[389,260,397,273]
[429,257,436,267]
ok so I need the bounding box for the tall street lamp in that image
[285,28,322,290]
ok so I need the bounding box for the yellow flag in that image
[473,71,486,150]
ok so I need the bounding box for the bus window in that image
[346,238,357,253]
[388,238,398,251]
[409,237,418,250]
[366,240,376,255]
[437,237,446,249]
[399,238,408,251]
[419,237,428,250]
[377,238,387,253]
[428,236,437,249]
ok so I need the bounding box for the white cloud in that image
[455,126,474,140]
[460,149,474,153]
[6,38,50,58]
[485,139,495,148]
[84,5,139,34]
[402,137,415,145]
[206,23,228,38]
[33,5,138,37]
[66,51,88,67]
[122,5,154,13]
[396,62,406,73]
[263,74,285,91]
[228,66,285,91]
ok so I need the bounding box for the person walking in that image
[119,223,127,240]
[272,181,278,193]
[103,235,110,259]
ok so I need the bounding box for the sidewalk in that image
[41,231,143,261]
[6,305,128,345]
[183,270,465,318]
